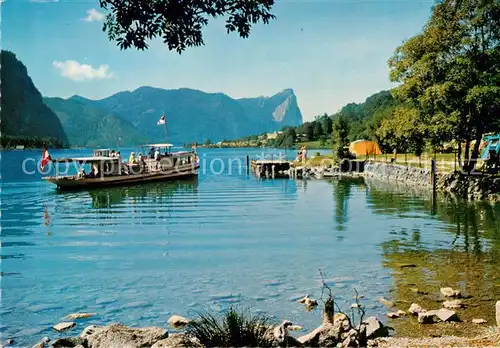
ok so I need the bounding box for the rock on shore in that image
[167,315,189,328]
[151,334,203,348]
[81,324,168,348]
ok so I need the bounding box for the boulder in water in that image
[52,322,76,333]
[440,287,461,298]
[167,315,190,328]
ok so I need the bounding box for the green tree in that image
[376,107,425,156]
[99,0,276,52]
[204,138,212,146]
[331,114,350,161]
[389,0,500,171]
[319,135,327,147]
[298,122,314,141]
[313,120,324,140]
[321,114,333,136]
[282,127,296,148]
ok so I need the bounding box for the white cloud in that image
[53,60,114,81]
[83,8,105,22]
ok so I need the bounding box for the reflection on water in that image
[367,178,500,337]
[2,149,500,345]
[88,179,199,209]
[329,177,365,232]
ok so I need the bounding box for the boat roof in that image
[171,151,195,155]
[142,143,174,148]
[51,156,120,163]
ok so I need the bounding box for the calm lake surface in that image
[2,148,500,346]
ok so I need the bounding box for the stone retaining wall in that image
[363,161,432,187]
[437,172,500,203]
[362,161,500,203]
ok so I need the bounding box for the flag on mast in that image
[40,148,51,171]
[157,114,166,125]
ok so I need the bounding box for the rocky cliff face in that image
[236,88,303,134]
[0,50,68,145]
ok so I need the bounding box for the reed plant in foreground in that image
[185,307,274,347]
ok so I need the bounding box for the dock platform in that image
[250,160,291,178]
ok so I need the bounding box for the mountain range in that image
[63,86,303,145]
[1,50,303,148]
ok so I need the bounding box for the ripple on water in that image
[3,150,500,346]
[25,304,64,313]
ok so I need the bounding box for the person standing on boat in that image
[128,152,136,164]
[149,146,155,159]
[154,148,161,169]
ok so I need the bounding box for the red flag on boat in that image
[40,148,51,171]
[157,114,166,125]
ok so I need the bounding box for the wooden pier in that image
[250,160,291,178]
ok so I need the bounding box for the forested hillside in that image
[0,50,68,148]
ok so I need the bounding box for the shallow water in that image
[2,148,500,346]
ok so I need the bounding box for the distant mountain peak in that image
[280,88,295,95]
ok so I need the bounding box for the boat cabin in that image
[52,156,122,178]
[139,143,197,172]
[93,149,112,157]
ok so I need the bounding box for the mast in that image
[163,111,168,144]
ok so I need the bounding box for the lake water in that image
[2,148,500,346]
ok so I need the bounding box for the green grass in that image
[369,153,458,173]
[298,140,331,149]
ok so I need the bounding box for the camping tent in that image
[349,140,382,157]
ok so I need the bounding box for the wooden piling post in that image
[431,158,436,188]
[431,158,437,213]
[246,155,249,174]
[272,165,275,179]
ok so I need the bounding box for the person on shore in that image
[296,147,302,162]
[302,146,308,163]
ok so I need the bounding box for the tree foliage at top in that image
[99,0,276,52]
[389,0,500,170]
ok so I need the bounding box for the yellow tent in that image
[349,140,382,157]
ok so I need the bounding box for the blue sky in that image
[3,0,433,121]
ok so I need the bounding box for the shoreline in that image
[23,299,500,348]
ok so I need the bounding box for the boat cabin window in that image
[94,149,110,157]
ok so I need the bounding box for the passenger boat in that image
[43,144,199,190]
